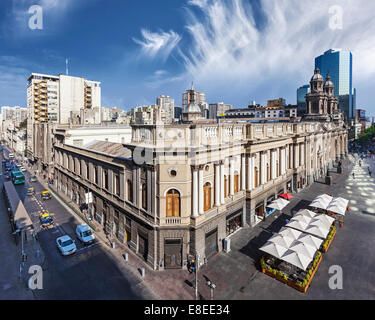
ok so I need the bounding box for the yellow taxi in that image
[41,190,51,200]
[39,212,54,228]
[27,187,34,196]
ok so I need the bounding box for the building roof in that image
[84,140,132,158]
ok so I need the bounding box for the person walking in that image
[352,172,355,179]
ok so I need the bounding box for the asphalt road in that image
[1,148,143,300]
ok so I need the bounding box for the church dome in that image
[311,68,323,81]
[184,102,201,113]
[324,75,334,88]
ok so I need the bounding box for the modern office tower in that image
[156,95,175,123]
[297,85,310,116]
[315,49,356,121]
[26,73,101,158]
[182,83,206,112]
[208,103,233,119]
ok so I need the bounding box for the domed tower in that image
[303,68,330,122]
[310,68,324,93]
[324,74,339,114]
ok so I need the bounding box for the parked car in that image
[16,163,21,168]
[56,235,77,256]
[75,224,95,245]
[20,167,26,172]
[30,176,37,182]
[8,153,14,159]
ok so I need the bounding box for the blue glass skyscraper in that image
[297,84,310,116]
[315,49,356,121]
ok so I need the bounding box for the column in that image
[271,149,276,180]
[215,163,220,207]
[192,167,199,217]
[199,166,204,215]
[247,156,252,191]
[241,155,246,191]
[230,157,234,196]
[220,161,225,204]
[301,143,305,166]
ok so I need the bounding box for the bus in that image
[11,170,26,185]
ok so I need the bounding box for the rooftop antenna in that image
[191,81,194,91]
[66,58,69,75]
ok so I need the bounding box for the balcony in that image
[159,216,190,226]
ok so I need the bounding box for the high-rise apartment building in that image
[315,49,356,121]
[156,95,175,123]
[27,73,101,158]
[297,85,310,116]
[208,102,232,119]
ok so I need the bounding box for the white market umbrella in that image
[309,194,333,210]
[279,250,312,271]
[327,197,349,216]
[295,209,317,219]
[286,219,308,232]
[288,241,317,259]
[268,234,295,249]
[278,226,302,241]
[259,241,288,259]
[267,198,290,211]
[292,214,313,225]
[297,233,324,250]
[304,224,330,239]
[310,219,331,232]
[312,214,335,229]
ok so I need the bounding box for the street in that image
[0,148,149,300]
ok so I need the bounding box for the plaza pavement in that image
[85,154,375,300]
[6,153,373,300]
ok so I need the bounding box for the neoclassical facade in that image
[52,69,349,271]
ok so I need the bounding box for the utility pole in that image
[195,250,199,300]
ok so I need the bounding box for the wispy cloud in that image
[134,0,375,108]
[133,29,181,61]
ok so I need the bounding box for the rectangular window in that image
[115,174,120,196]
[103,169,108,190]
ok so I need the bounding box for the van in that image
[75,224,95,244]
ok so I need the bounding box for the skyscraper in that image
[315,49,356,121]
[296,85,310,116]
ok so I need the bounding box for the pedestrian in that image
[352,172,355,179]
[369,171,372,177]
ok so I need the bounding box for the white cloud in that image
[133,29,181,61]
[137,0,375,108]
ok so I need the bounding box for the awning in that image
[288,241,317,259]
[279,193,294,200]
[297,233,324,250]
[295,209,317,219]
[326,197,349,216]
[259,241,288,259]
[266,198,290,211]
[278,250,312,271]
[309,194,333,210]
[268,234,295,249]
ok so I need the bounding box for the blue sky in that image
[1,0,375,116]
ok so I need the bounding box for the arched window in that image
[142,183,147,210]
[234,172,239,194]
[166,189,180,217]
[127,180,133,202]
[204,182,211,212]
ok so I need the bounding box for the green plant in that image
[283,275,288,281]
[296,281,303,287]
[277,270,284,277]
[260,257,265,268]
[272,269,277,276]
[303,279,308,287]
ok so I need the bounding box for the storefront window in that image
[226,215,242,236]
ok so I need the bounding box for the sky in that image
[1,0,375,116]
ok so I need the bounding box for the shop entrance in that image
[226,211,243,236]
[164,239,182,269]
[255,202,264,218]
[205,228,218,258]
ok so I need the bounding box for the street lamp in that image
[206,280,216,300]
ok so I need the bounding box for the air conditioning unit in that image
[223,238,231,253]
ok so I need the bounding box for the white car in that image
[20,167,26,172]
[8,153,14,159]
[56,235,77,256]
[75,224,95,244]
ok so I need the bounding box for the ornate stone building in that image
[52,69,348,270]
